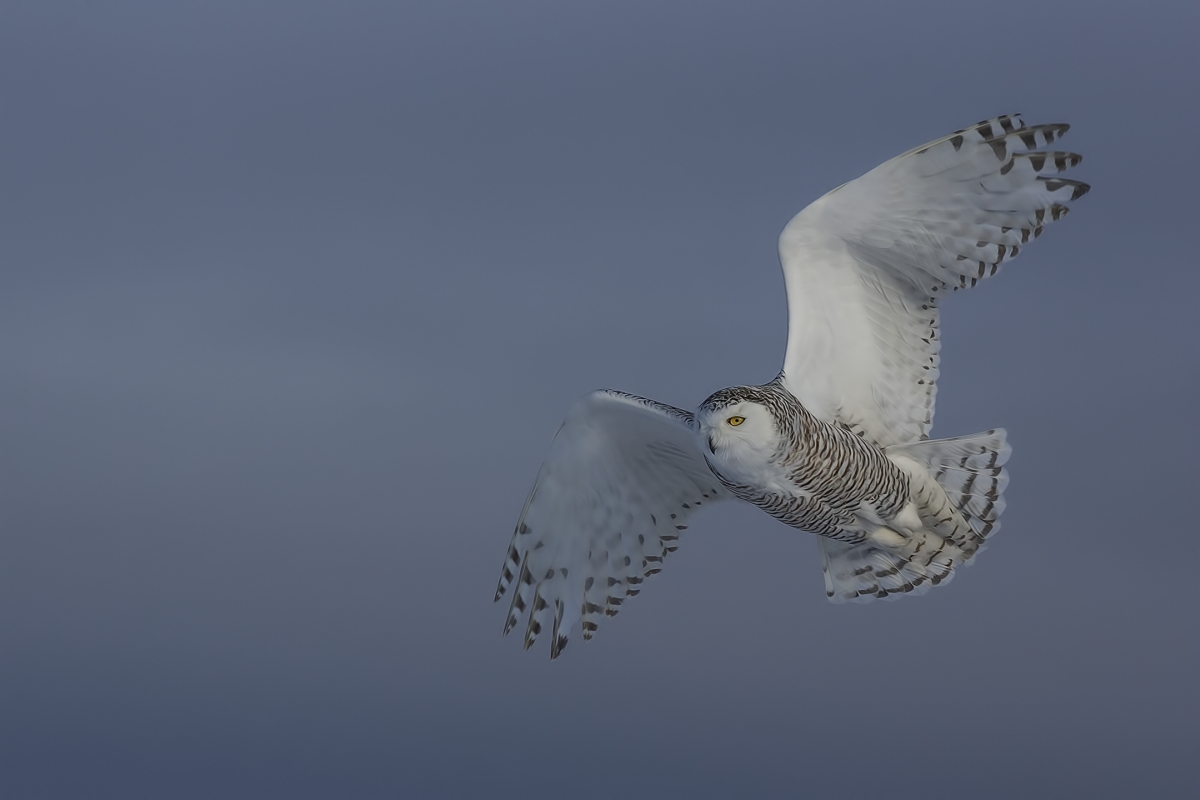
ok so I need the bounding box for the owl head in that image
[696,385,788,465]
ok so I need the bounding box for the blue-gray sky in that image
[3,2,1197,798]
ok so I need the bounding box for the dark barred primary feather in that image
[780,113,1089,447]
[495,390,726,658]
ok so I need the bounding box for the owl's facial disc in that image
[701,400,774,454]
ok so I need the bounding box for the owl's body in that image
[698,380,913,543]
[697,379,1002,597]
[496,114,1086,657]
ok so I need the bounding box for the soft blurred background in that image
[2,2,1197,798]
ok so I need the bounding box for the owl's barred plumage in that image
[822,430,1011,601]
[496,114,1088,657]
[700,380,910,541]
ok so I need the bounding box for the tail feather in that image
[894,429,1011,539]
[820,533,960,603]
[820,429,1011,603]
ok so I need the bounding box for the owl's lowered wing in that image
[778,114,1088,447]
[495,390,728,658]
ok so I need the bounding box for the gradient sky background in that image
[3,2,1198,798]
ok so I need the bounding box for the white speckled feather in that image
[779,114,1087,447]
[494,390,727,657]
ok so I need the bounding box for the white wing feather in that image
[495,390,727,658]
[778,114,1089,447]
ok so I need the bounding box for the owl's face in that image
[697,396,780,474]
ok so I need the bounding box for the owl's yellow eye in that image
[727,416,745,427]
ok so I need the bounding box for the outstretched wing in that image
[778,114,1089,447]
[495,390,727,658]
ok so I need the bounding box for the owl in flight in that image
[496,114,1089,658]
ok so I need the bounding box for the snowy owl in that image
[495,114,1089,658]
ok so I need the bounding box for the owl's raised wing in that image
[495,390,727,658]
[778,114,1089,447]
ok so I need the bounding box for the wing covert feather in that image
[494,390,727,658]
[778,114,1089,446]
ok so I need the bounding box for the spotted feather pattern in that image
[780,114,1090,447]
[494,390,727,658]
